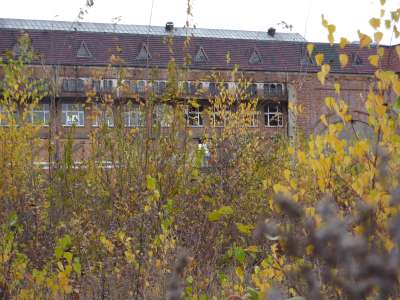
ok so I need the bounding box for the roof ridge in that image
[0,17,306,42]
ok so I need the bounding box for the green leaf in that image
[72,257,81,277]
[146,175,156,191]
[246,287,260,300]
[236,223,254,235]
[234,247,246,264]
[393,97,400,113]
[63,251,73,264]
[208,206,234,221]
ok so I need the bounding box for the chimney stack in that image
[165,22,174,32]
[267,27,276,37]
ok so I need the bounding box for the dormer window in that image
[352,53,363,65]
[194,47,208,63]
[137,43,151,61]
[77,41,92,58]
[249,48,262,65]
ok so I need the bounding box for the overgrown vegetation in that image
[1,0,400,299]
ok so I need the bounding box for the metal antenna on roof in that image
[145,0,156,72]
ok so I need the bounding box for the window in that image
[247,83,258,97]
[92,80,101,92]
[62,79,84,92]
[62,103,85,127]
[102,79,113,92]
[153,81,166,96]
[264,103,283,127]
[264,83,284,97]
[92,104,114,127]
[211,108,230,127]
[132,80,146,95]
[242,111,258,127]
[124,104,144,127]
[185,105,203,127]
[183,81,201,96]
[153,104,172,127]
[29,103,50,126]
[209,82,228,97]
[0,105,18,126]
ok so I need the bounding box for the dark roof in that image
[0,18,397,74]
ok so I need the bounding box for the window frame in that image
[62,103,85,127]
[92,104,114,128]
[185,105,203,127]
[264,102,284,128]
[29,103,50,127]
[124,104,145,128]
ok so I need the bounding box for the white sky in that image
[1,0,400,44]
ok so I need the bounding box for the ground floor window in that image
[0,105,18,126]
[264,102,283,127]
[124,104,144,127]
[92,104,114,127]
[62,103,85,127]
[29,103,50,126]
[185,105,203,127]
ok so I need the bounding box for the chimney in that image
[165,22,174,32]
[267,27,276,37]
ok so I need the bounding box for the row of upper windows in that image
[0,103,284,128]
[61,78,287,97]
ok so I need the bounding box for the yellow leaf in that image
[306,245,314,256]
[368,55,380,67]
[320,114,328,126]
[339,37,349,49]
[327,24,336,45]
[380,0,385,5]
[339,54,349,68]
[385,19,391,29]
[369,17,381,30]
[245,245,259,253]
[358,31,373,48]
[374,31,383,44]
[377,47,385,57]
[315,53,324,66]
[307,43,314,56]
[297,151,307,163]
[380,9,385,18]
[283,169,291,181]
[393,80,400,96]
[288,146,295,155]
[325,96,336,109]
[396,45,400,59]
[334,83,341,94]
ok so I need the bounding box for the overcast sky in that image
[1,0,399,44]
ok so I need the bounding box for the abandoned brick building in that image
[0,18,399,160]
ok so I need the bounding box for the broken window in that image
[62,103,85,127]
[264,103,283,127]
[185,105,203,127]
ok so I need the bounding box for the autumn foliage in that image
[1,1,400,299]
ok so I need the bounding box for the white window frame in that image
[153,104,172,128]
[62,103,85,127]
[211,108,230,128]
[185,106,203,127]
[132,80,146,94]
[0,105,18,127]
[124,105,145,127]
[243,111,259,128]
[264,103,283,128]
[92,104,114,128]
[29,103,50,126]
